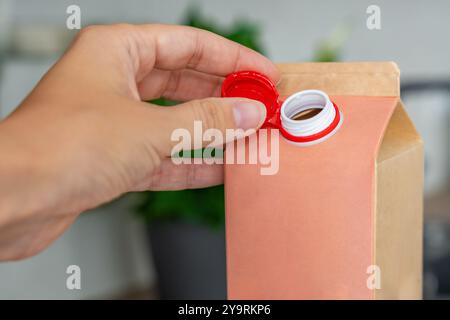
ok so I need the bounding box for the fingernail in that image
[233,100,267,130]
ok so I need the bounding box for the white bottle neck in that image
[280,90,336,137]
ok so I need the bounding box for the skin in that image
[0,24,280,261]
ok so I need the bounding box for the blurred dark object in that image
[148,220,226,299]
[402,80,450,94]
[424,219,450,299]
[401,80,450,299]
[134,7,265,299]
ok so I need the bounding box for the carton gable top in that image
[276,61,422,162]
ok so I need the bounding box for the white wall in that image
[9,0,450,78]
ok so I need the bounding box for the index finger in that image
[133,24,280,82]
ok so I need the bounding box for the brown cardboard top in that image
[277,62,400,97]
[275,62,421,162]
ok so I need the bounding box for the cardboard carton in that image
[225,62,424,299]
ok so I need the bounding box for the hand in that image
[0,24,279,260]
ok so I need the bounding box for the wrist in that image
[0,122,57,224]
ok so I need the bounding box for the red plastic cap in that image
[221,71,279,123]
[221,71,343,145]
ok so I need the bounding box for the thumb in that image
[147,97,267,156]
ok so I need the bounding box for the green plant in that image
[134,7,265,228]
[312,23,350,62]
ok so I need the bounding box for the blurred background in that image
[1,0,450,299]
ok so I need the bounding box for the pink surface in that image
[225,96,398,299]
